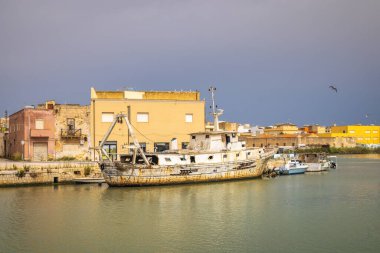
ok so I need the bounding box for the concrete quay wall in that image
[0,160,100,186]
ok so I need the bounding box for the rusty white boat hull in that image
[101,159,268,187]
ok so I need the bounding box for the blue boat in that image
[279,160,308,175]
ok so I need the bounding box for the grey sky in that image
[1,0,379,126]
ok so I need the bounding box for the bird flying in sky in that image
[329,85,338,92]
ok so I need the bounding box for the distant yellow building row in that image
[319,125,380,145]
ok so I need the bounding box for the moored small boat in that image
[279,160,308,175]
[298,153,337,172]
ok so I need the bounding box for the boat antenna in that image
[209,86,223,131]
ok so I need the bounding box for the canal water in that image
[0,155,379,253]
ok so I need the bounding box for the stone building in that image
[7,107,55,161]
[90,88,205,160]
[0,133,5,157]
[37,101,91,160]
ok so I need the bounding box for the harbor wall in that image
[0,161,100,186]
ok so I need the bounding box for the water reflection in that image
[0,157,379,253]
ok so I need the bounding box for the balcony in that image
[61,129,82,139]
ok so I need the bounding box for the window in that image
[205,135,210,139]
[182,142,189,149]
[102,141,117,161]
[236,153,239,157]
[67,118,75,130]
[154,142,169,152]
[180,156,186,161]
[102,113,114,123]
[137,113,149,123]
[349,130,355,134]
[139,143,147,152]
[35,119,44,129]
[208,155,213,160]
[283,143,286,146]
[192,135,196,140]
[185,114,193,123]
[365,131,370,134]
[190,156,195,163]
[223,154,227,158]
[373,131,378,134]
[165,158,171,162]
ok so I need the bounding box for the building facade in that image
[90,88,205,160]
[264,123,299,135]
[0,117,8,133]
[37,101,91,160]
[318,125,380,146]
[0,133,5,157]
[7,108,55,161]
[242,134,356,148]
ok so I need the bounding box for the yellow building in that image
[90,88,205,160]
[318,125,380,145]
[264,123,299,135]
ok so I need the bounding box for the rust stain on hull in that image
[103,160,268,187]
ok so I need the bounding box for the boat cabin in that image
[187,131,246,152]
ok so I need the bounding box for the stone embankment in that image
[0,159,100,186]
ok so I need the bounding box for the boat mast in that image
[209,86,223,131]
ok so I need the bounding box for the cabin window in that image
[185,114,193,123]
[283,143,286,146]
[180,157,186,161]
[190,156,195,163]
[102,113,114,123]
[165,157,171,162]
[208,155,213,160]
[206,135,210,139]
[236,153,239,157]
[192,136,196,140]
[137,113,149,123]
[292,143,295,146]
[247,152,251,155]
[260,144,263,147]
[182,142,189,149]
[223,154,227,158]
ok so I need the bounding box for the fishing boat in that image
[298,153,337,172]
[278,160,308,175]
[97,87,275,187]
